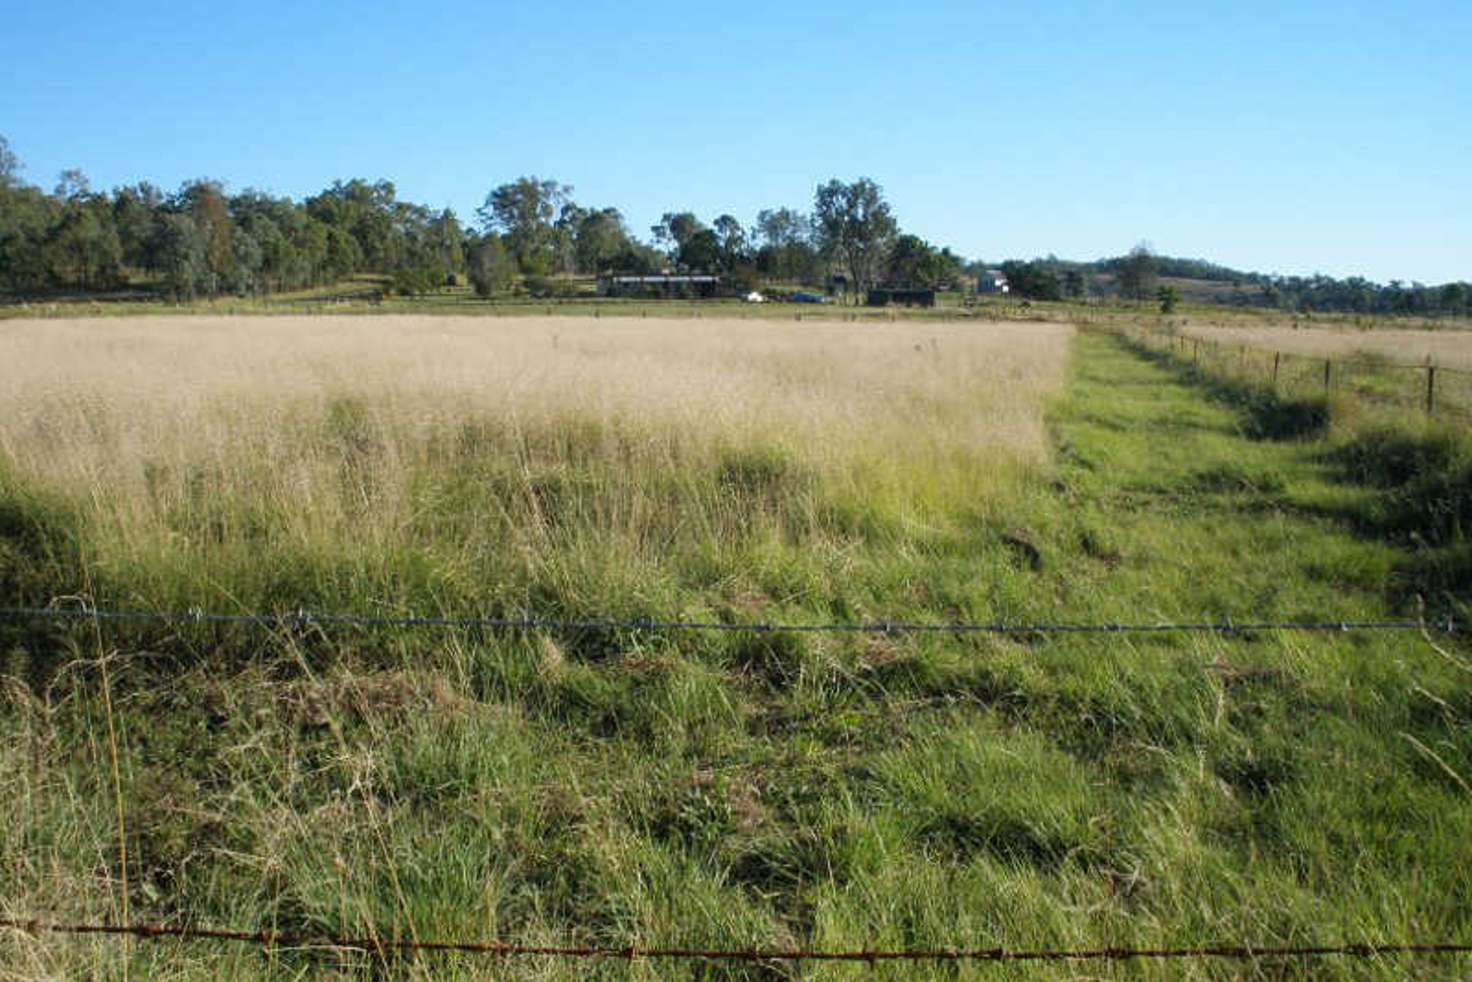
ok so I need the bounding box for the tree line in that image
[0,136,967,303]
[468,175,964,300]
[2,133,1463,312]
[993,245,1469,316]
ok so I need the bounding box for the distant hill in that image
[975,253,1468,316]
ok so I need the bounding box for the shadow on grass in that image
[1323,425,1472,610]
[1112,332,1330,441]
[1108,331,1470,614]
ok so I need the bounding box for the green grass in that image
[2,332,1471,978]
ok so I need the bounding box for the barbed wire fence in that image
[1128,325,1472,421]
[0,603,1458,638]
[1,918,1469,966]
[2,602,1466,967]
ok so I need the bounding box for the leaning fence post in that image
[1272,352,1281,388]
[1427,365,1437,415]
[1323,358,1332,392]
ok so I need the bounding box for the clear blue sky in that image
[4,0,1468,283]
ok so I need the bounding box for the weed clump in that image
[1330,424,1472,607]
[1238,390,1330,441]
[1333,425,1472,545]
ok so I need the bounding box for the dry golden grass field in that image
[0,313,1070,484]
[0,314,1072,629]
[1178,321,1472,369]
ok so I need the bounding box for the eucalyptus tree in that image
[430,209,464,281]
[813,178,897,302]
[153,212,208,300]
[754,207,816,282]
[477,177,571,275]
[467,234,516,296]
[649,211,704,260]
[712,214,747,271]
[573,207,632,274]
[176,180,235,294]
[112,183,164,274]
[0,138,58,292]
[42,199,117,289]
[1117,243,1159,302]
[885,234,949,288]
[0,134,19,188]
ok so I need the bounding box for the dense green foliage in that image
[0,158,466,299]
[999,259,1064,301]
[0,137,940,303]
[885,234,964,289]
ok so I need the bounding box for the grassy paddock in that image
[0,315,1067,635]
[1,318,1470,978]
[1129,324,1472,424]
[1176,322,1472,371]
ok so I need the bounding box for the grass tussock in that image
[1328,423,1472,605]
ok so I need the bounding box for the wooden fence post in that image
[1272,352,1281,388]
[1193,339,1199,365]
[1323,359,1332,392]
[1427,366,1437,415]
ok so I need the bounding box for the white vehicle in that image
[743,291,766,303]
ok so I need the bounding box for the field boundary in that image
[2,918,1469,965]
[1126,325,1472,421]
[0,604,1456,637]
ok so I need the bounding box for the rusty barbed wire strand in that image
[1,919,1469,963]
[0,604,1457,638]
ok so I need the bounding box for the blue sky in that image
[4,0,1468,283]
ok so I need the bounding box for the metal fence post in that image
[1273,352,1281,388]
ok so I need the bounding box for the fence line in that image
[0,605,1456,637]
[1128,327,1472,420]
[2,918,1469,965]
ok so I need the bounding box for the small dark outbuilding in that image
[866,287,936,308]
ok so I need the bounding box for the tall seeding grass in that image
[0,314,1070,653]
[1177,322,1472,371]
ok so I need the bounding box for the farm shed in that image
[867,287,936,308]
[978,269,1010,294]
[597,274,721,299]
